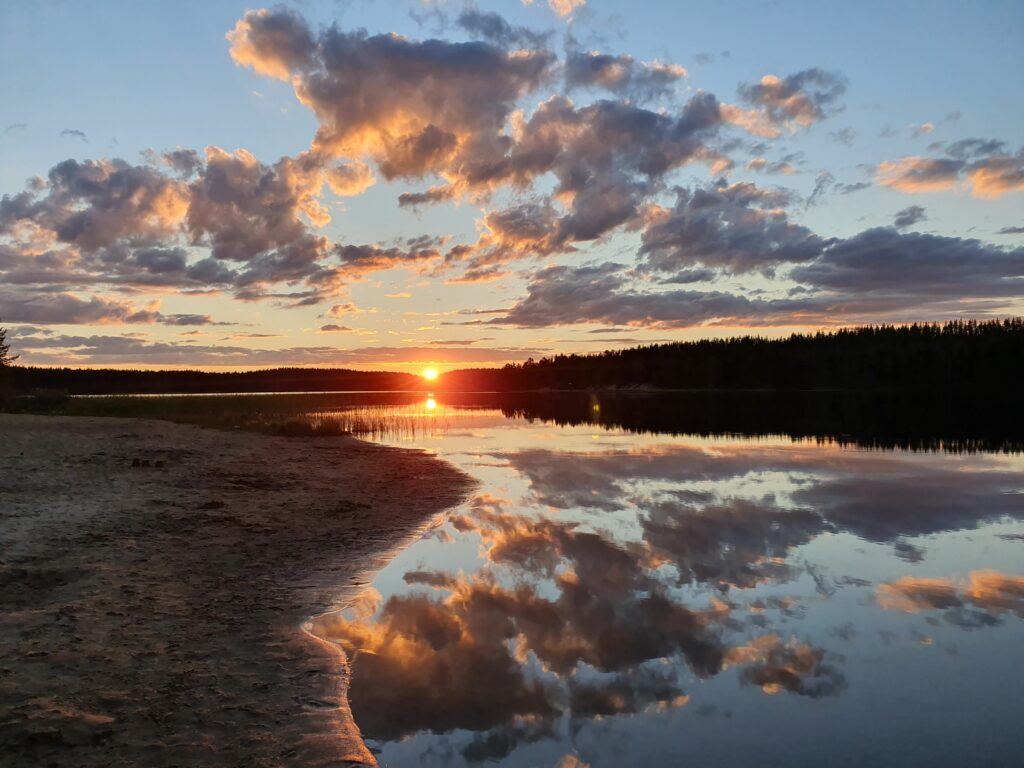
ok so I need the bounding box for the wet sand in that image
[0,414,472,767]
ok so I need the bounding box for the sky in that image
[1,0,1022,373]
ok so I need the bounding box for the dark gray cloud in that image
[996,226,1024,235]
[893,205,927,229]
[791,228,1024,299]
[455,8,549,48]
[0,289,219,326]
[490,263,815,328]
[836,181,871,194]
[658,267,717,284]
[565,50,686,99]
[806,171,835,207]
[59,128,88,142]
[397,185,455,208]
[640,181,826,274]
[143,147,203,178]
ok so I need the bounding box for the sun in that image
[422,368,438,381]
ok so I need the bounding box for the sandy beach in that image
[0,414,472,767]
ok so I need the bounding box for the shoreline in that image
[0,414,473,767]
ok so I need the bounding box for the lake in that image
[300,392,1024,767]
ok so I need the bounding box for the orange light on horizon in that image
[422,368,439,380]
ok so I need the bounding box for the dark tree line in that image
[6,366,423,395]
[4,319,1023,396]
[439,319,1024,392]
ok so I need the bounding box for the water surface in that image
[304,392,1024,767]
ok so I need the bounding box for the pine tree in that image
[0,320,17,367]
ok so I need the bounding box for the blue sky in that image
[1,0,1022,370]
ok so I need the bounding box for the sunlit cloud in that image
[877,571,1024,627]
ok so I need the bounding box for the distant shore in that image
[0,414,472,767]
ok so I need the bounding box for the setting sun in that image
[422,368,438,380]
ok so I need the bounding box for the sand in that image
[0,414,472,767]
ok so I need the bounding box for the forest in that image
[438,319,1024,392]
[3,366,421,395]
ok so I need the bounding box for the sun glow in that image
[422,368,438,380]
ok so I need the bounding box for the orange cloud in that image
[876,156,960,193]
[877,570,1024,618]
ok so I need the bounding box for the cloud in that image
[143,147,203,179]
[0,148,442,315]
[791,227,1024,301]
[224,6,315,80]
[910,122,935,138]
[489,263,813,328]
[641,498,822,589]
[228,7,556,188]
[640,181,825,273]
[877,571,1024,627]
[836,181,871,194]
[448,93,726,275]
[59,128,88,142]
[312,506,728,748]
[545,0,586,18]
[565,50,686,99]
[334,241,440,278]
[893,205,927,229]
[319,324,352,332]
[397,185,455,208]
[727,69,847,137]
[455,9,549,48]
[876,156,963,193]
[996,226,1024,235]
[746,158,797,175]
[0,289,219,326]
[1,157,189,252]
[791,464,1024,542]
[4,123,28,136]
[727,635,845,697]
[326,302,360,317]
[877,141,1024,198]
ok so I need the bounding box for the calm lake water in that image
[301,392,1023,768]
